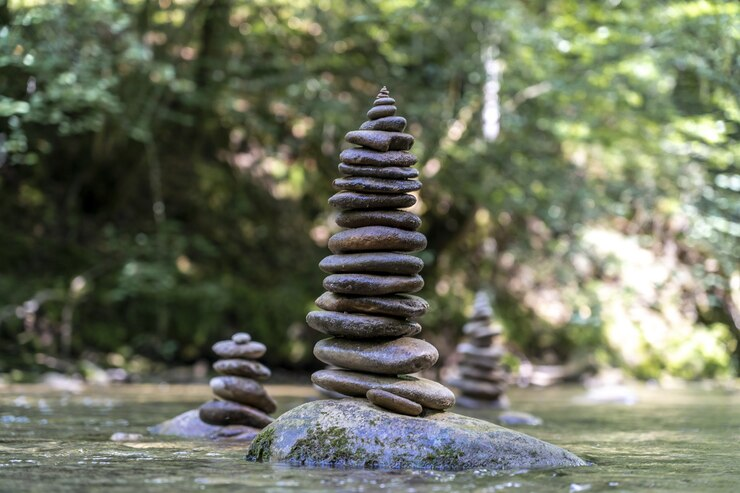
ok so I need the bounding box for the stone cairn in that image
[307,86,455,417]
[448,291,510,409]
[198,332,277,429]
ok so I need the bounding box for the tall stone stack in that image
[198,332,276,428]
[448,291,510,409]
[307,87,455,417]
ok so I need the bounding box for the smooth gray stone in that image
[448,377,507,398]
[463,320,502,337]
[213,359,271,380]
[212,340,266,359]
[246,399,586,470]
[231,332,252,344]
[340,148,417,167]
[366,389,422,416]
[319,252,423,275]
[306,311,421,338]
[148,409,259,442]
[314,337,438,375]
[199,400,274,428]
[311,369,455,410]
[458,342,505,361]
[210,376,277,414]
[323,273,424,295]
[338,163,418,179]
[456,394,511,410]
[329,191,416,211]
[359,116,407,132]
[498,411,542,426]
[336,210,421,230]
[367,104,396,119]
[345,130,414,152]
[458,364,508,382]
[315,292,429,318]
[373,97,395,106]
[328,226,426,253]
[333,176,421,194]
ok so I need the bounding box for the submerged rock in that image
[246,399,586,471]
[148,409,259,442]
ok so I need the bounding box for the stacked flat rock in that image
[448,291,510,409]
[198,332,276,428]
[308,87,455,417]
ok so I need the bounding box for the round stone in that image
[345,130,414,152]
[336,210,421,230]
[231,332,252,344]
[323,273,424,295]
[367,105,396,119]
[314,337,438,375]
[319,253,423,275]
[315,292,429,318]
[338,163,418,180]
[210,376,277,414]
[199,400,274,428]
[212,340,266,359]
[359,116,407,132]
[366,389,423,416]
[213,359,271,380]
[340,148,417,167]
[372,97,396,106]
[329,191,416,211]
[328,226,426,253]
[306,311,421,338]
[332,176,421,194]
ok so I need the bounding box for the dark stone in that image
[231,332,252,344]
[338,163,418,179]
[148,409,259,442]
[340,148,417,167]
[314,337,438,375]
[323,273,424,295]
[372,97,396,106]
[315,292,429,318]
[198,400,274,428]
[210,376,277,414]
[458,364,508,382]
[336,210,421,230]
[213,359,271,380]
[332,176,421,194]
[366,105,396,119]
[359,116,407,132]
[456,394,511,410]
[306,311,421,338]
[319,252,423,275]
[328,226,426,253]
[329,191,416,211]
[366,389,422,416]
[345,130,414,152]
[446,378,507,398]
[246,399,587,470]
[212,340,266,359]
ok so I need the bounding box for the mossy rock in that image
[245,399,587,471]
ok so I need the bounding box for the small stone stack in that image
[448,291,510,409]
[198,332,276,429]
[308,86,455,417]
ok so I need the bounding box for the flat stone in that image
[468,334,498,347]
[456,394,511,410]
[328,226,426,253]
[457,342,505,368]
[212,340,266,359]
[338,163,418,179]
[336,210,421,230]
[329,191,416,211]
[231,332,252,344]
[372,97,395,106]
[448,378,507,398]
[213,359,271,380]
[340,148,417,167]
[148,409,259,442]
[314,337,438,375]
[323,273,424,295]
[246,399,587,470]
[359,116,407,132]
[458,364,508,382]
[311,369,455,410]
[210,376,277,414]
[319,253,423,275]
[315,292,429,318]
[366,389,422,416]
[306,311,421,338]
[463,320,502,337]
[367,104,396,119]
[345,130,414,152]
[333,176,421,194]
[199,400,273,428]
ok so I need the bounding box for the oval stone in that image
[372,97,395,106]
[359,116,407,132]
[319,253,423,275]
[366,389,423,416]
[323,273,424,295]
[212,340,266,359]
[340,148,417,167]
[333,176,421,194]
[329,191,416,211]
[210,376,277,414]
[315,292,429,318]
[366,105,396,119]
[328,226,426,253]
[306,311,421,338]
[199,400,274,428]
[231,332,252,344]
[314,337,438,375]
[338,163,418,180]
[345,130,414,152]
[335,210,421,230]
[213,359,271,380]
[447,378,507,398]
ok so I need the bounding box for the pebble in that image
[329,191,416,211]
[323,273,424,295]
[314,292,429,318]
[338,163,418,180]
[199,400,274,428]
[231,332,252,344]
[328,226,427,253]
[340,148,417,167]
[212,340,266,359]
[336,210,421,230]
[366,389,423,416]
[306,310,421,338]
[332,176,421,194]
[314,337,438,375]
[210,376,277,414]
[319,252,423,275]
[366,105,397,120]
[213,359,271,380]
[359,116,407,132]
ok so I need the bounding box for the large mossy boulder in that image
[246,399,587,471]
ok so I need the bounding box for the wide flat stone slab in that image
[245,399,587,471]
[148,409,259,442]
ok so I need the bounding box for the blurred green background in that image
[0,0,737,381]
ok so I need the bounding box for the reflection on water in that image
[0,384,738,492]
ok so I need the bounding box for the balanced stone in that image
[366,389,422,416]
[212,340,266,359]
[338,163,418,179]
[447,378,506,398]
[333,176,421,194]
[345,130,414,152]
[213,359,271,380]
[210,376,277,413]
[359,116,407,132]
[328,226,426,253]
[323,273,424,295]
[335,210,421,230]
[199,400,273,428]
[231,332,252,344]
[373,97,395,106]
[367,105,397,119]
[315,292,429,318]
[314,337,438,375]
[319,253,424,275]
[340,148,417,167]
[329,191,416,211]
[459,364,508,381]
[306,311,421,338]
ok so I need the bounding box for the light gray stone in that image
[314,337,438,375]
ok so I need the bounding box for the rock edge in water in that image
[245,399,587,471]
[149,409,259,442]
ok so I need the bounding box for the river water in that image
[1,383,738,492]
